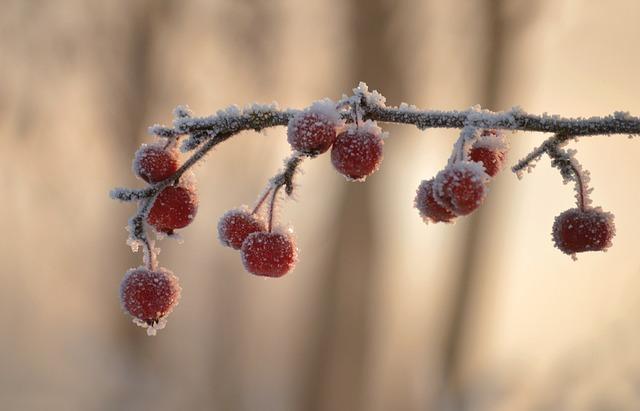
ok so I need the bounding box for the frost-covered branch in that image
[112,82,640,247]
[112,82,632,335]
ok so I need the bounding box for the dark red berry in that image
[241,231,297,277]
[434,162,488,216]
[147,185,198,234]
[415,179,457,223]
[288,111,337,155]
[552,207,615,256]
[218,207,267,250]
[120,267,181,326]
[133,144,179,183]
[331,122,384,181]
[468,129,508,177]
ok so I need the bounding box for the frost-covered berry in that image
[468,129,508,177]
[241,231,297,277]
[552,207,615,256]
[434,162,489,216]
[218,207,267,250]
[287,100,340,155]
[133,144,179,183]
[331,121,384,181]
[147,185,198,234]
[415,179,456,223]
[120,267,181,333]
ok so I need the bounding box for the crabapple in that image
[133,144,179,183]
[147,185,198,234]
[552,207,615,255]
[331,121,384,181]
[287,111,337,156]
[415,179,456,223]
[434,162,489,216]
[120,266,181,326]
[468,129,508,177]
[241,231,297,277]
[218,207,267,250]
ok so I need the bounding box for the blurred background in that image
[2,0,640,410]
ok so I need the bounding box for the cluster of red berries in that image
[415,129,508,224]
[115,94,622,335]
[213,101,385,278]
[133,143,199,235]
[287,101,384,181]
[120,142,200,333]
[217,206,298,277]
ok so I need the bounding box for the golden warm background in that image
[2,1,640,410]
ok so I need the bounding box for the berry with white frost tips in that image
[133,143,179,183]
[120,266,181,336]
[331,121,384,181]
[468,129,509,177]
[241,230,298,277]
[415,179,457,223]
[433,161,489,216]
[147,184,199,234]
[287,99,341,156]
[218,207,267,250]
[552,207,615,258]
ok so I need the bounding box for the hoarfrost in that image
[352,81,386,108]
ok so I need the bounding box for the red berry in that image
[331,122,384,181]
[147,185,198,234]
[415,179,457,223]
[241,231,297,277]
[469,147,504,177]
[468,129,508,177]
[287,111,338,156]
[133,144,179,183]
[120,267,181,326]
[552,207,615,256]
[218,207,267,250]
[433,162,489,216]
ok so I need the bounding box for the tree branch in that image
[111,82,640,254]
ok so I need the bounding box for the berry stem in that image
[142,238,158,271]
[267,184,281,233]
[252,187,273,215]
[259,152,305,232]
[544,138,591,211]
[575,173,587,211]
[448,126,478,166]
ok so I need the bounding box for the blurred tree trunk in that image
[300,1,406,410]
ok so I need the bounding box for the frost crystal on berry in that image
[433,162,489,216]
[552,207,615,258]
[241,231,298,277]
[133,143,179,183]
[331,121,384,182]
[415,179,456,223]
[218,207,267,250]
[120,267,181,336]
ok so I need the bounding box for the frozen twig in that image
[112,82,640,254]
